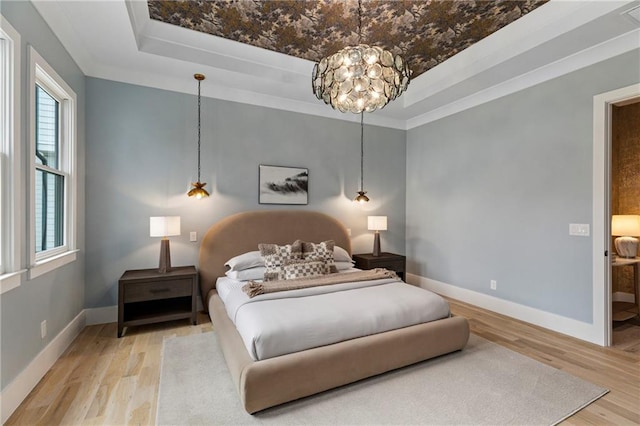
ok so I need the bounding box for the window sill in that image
[29,250,79,280]
[0,270,26,294]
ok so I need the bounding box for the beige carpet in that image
[156,332,607,425]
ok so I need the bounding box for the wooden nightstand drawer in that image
[124,279,192,303]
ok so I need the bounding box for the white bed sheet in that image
[213,273,450,361]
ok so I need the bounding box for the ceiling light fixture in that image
[312,0,411,114]
[188,73,210,199]
[354,112,370,203]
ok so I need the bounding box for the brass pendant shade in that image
[355,190,369,203]
[188,73,209,199]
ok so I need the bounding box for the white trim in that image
[0,310,86,424]
[0,269,25,294]
[28,45,78,270]
[407,273,604,345]
[593,83,640,347]
[407,28,640,130]
[0,16,22,279]
[28,250,78,280]
[85,305,117,325]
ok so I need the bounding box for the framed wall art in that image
[259,165,308,205]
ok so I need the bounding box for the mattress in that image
[214,273,451,361]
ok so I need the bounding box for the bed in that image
[199,210,470,414]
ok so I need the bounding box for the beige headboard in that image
[198,210,352,307]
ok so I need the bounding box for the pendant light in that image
[312,0,411,114]
[354,112,369,203]
[187,73,209,199]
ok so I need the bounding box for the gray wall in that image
[406,50,640,323]
[85,77,406,308]
[1,2,86,389]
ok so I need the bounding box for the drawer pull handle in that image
[150,288,171,294]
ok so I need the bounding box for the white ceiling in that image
[32,0,640,130]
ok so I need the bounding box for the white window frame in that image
[28,46,77,280]
[0,16,24,293]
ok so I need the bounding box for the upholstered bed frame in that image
[199,210,470,414]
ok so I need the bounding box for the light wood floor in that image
[6,300,640,425]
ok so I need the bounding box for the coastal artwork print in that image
[259,165,308,205]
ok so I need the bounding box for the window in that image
[35,85,65,253]
[0,15,23,293]
[29,46,77,279]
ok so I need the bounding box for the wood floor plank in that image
[5,304,639,425]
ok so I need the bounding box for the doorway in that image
[593,83,640,347]
[610,99,640,350]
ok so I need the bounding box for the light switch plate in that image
[569,223,590,236]
[190,231,197,242]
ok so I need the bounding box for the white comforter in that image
[214,273,450,361]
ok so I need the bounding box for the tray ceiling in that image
[147,0,549,78]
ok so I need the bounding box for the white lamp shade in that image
[368,216,388,231]
[611,215,640,237]
[150,216,181,237]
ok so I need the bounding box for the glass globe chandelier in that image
[312,0,411,114]
[188,73,210,199]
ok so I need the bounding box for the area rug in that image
[156,332,607,425]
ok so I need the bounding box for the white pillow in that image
[334,246,353,263]
[225,267,266,281]
[224,250,263,272]
[335,261,355,271]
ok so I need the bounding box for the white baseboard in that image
[0,310,86,424]
[612,291,635,304]
[85,305,117,325]
[407,273,603,346]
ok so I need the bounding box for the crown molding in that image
[28,0,640,130]
[406,28,640,130]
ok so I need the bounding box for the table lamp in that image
[368,216,387,257]
[150,216,181,273]
[612,215,640,258]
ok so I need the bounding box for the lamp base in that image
[614,236,639,258]
[372,232,381,257]
[159,239,172,273]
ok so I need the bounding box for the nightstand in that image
[118,266,197,337]
[611,257,640,322]
[352,253,406,280]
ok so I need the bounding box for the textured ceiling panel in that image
[148,0,549,78]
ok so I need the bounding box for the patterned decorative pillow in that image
[258,241,303,281]
[282,259,326,280]
[298,240,337,273]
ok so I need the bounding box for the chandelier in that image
[312,0,411,114]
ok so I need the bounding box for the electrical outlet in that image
[346,228,352,236]
[490,280,497,290]
[190,231,197,242]
[41,320,47,339]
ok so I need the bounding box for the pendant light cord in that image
[197,78,202,182]
[360,112,364,192]
[357,0,362,44]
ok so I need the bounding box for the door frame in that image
[592,83,640,346]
